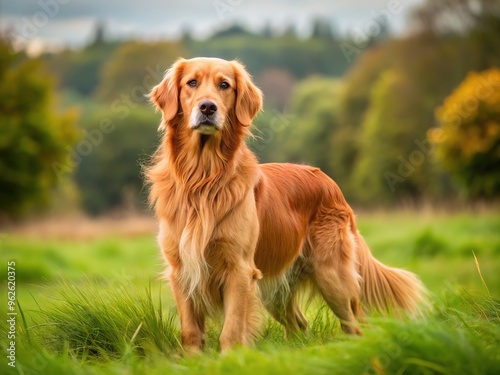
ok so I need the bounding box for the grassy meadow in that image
[1,211,499,374]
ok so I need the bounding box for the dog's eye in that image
[187,79,197,87]
[220,81,230,90]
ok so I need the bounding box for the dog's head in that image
[150,57,263,134]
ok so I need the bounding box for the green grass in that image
[1,211,499,374]
[0,236,161,283]
[2,283,499,375]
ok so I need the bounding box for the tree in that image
[212,24,255,39]
[281,23,298,39]
[310,18,335,40]
[410,0,499,35]
[432,68,500,198]
[282,78,342,173]
[89,20,106,48]
[0,38,78,218]
[95,41,185,103]
[44,42,121,97]
[251,78,351,185]
[337,46,390,134]
[74,106,160,215]
[352,69,425,203]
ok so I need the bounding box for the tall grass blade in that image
[472,251,490,297]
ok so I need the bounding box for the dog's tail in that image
[355,232,429,317]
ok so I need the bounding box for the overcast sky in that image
[1,0,424,52]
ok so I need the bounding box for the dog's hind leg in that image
[313,268,361,335]
[310,215,362,335]
[287,297,308,333]
[261,264,309,337]
[283,294,308,335]
[265,290,308,336]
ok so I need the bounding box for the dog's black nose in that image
[199,100,218,116]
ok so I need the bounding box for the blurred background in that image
[0,0,499,222]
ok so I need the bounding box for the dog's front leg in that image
[170,273,205,353]
[219,266,255,351]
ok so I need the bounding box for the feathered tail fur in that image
[356,232,429,317]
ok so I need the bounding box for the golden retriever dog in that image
[146,57,427,352]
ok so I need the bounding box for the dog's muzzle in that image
[190,100,221,135]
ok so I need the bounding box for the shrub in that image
[413,229,449,258]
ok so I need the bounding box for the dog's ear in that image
[149,58,185,125]
[231,61,263,127]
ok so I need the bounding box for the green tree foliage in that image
[432,68,500,198]
[353,69,429,203]
[188,35,350,79]
[74,106,160,215]
[333,0,500,204]
[273,78,341,170]
[249,77,358,193]
[44,43,120,96]
[343,35,468,204]
[0,39,78,218]
[96,41,185,103]
[337,46,390,135]
[310,18,336,40]
[44,23,119,97]
[287,79,344,177]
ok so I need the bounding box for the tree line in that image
[0,0,499,218]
